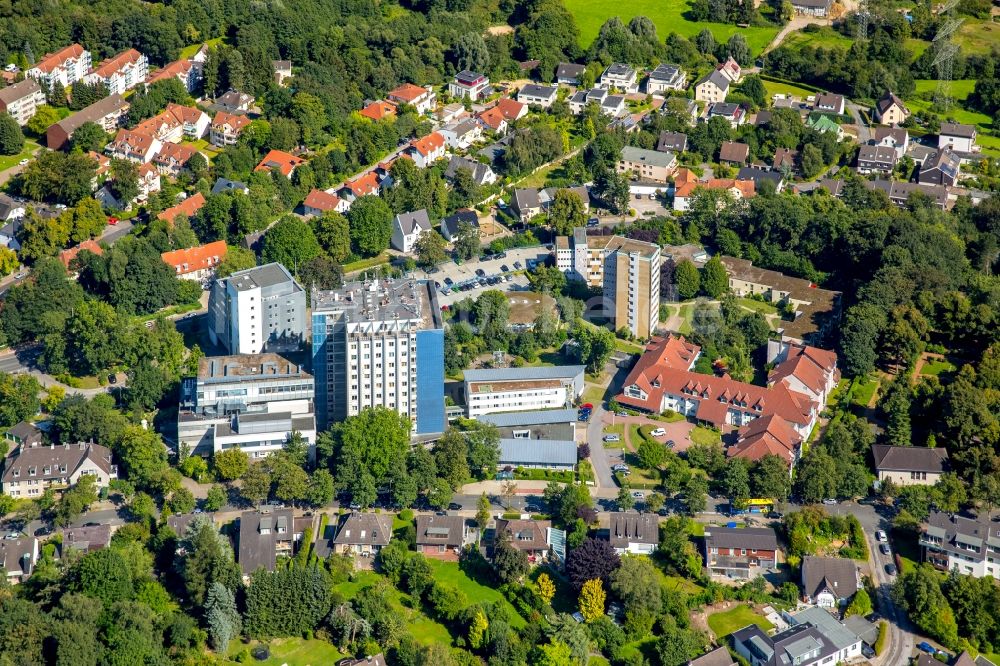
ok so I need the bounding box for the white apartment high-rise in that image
[208,263,306,354]
[556,228,661,338]
[177,354,316,460]
[311,278,445,434]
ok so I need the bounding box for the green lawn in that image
[920,359,956,377]
[615,337,645,354]
[676,303,695,335]
[850,376,879,408]
[689,426,721,446]
[183,138,221,159]
[0,139,39,171]
[905,38,932,59]
[906,97,993,129]
[179,36,224,59]
[661,572,704,595]
[603,422,625,448]
[343,252,390,274]
[581,383,608,407]
[425,560,526,628]
[736,297,778,316]
[954,20,1000,55]
[707,605,774,638]
[763,80,819,100]
[781,26,853,51]
[226,638,347,665]
[565,0,779,54]
[914,79,976,101]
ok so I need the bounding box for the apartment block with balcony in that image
[0,78,46,125]
[177,353,316,460]
[920,510,1000,580]
[208,263,306,354]
[311,278,445,435]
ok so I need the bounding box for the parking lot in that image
[418,246,553,307]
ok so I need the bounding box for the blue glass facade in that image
[311,312,329,429]
[415,329,445,434]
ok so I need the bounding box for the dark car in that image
[500,264,510,273]
[444,277,454,286]
[525,504,540,513]
[448,502,462,511]
[879,543,891,556]
[475,268,486,277]
[108,374,117,384]
[513,261,523,270]
[885,563,897,576]
[496,252,507,259]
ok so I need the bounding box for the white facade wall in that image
[467,386,570,418]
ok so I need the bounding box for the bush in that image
[874,620,888,655]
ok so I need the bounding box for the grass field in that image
[763,80,819,100]
[343,252,390,274]
[426,560,527,627]
[914,79,976,101]
[565,0,779,54]
[690,425,721,446]
[954,20,1000,54]
[737,297,778,316]
[707,605,775,638]
[226,638,346,665]
[781,26,853,51]
[905,38,932,59]
[180,36,224,59]
[920,359,956,377]
[676,302,695,335]
[906,98,993,130]
[0,139,39,171]
[850,376,880,409]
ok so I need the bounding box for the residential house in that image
[732,620,858,666]
[303,189,348,216]
[868,179,950,210]
[871,444,948,487]
[617,145,677,182]
[919,148,961,186]
[0,78,46,125]
[665,97,700,125]
[920,510,1000,580]
[163,103,210,140]
[695,69,730,104]
[215,90,254,114]
[599,63,639,93]
[136,163,161,204]
[0,537,38,583]
[338,656,387,666]
[254,149,305,177]
[210,111,251,147]
[801,556,860,607]
[407,131,446,168]
[703,526,779,578]
[161,240,228,282]
[212,177,249,196]
[441,209,479,241]
[607,512,659,555]
[59,239,103,271]
[657,131,688,154]
[387,83,436,114]
[46,94,129,150]
[856,144,898,174]
[153,142,200,178]
[672,169,755,212]
[61,524,112,554]
[791,0,832,16]
[806,113,843,137]
[465,366,585,417]
[494,97,527,123]
[0,194,25,224]
[874,91,910,125]
[688,647,738,666]
[27,44,92,90]
[512,187,542,223]
[568,88,626,117]
[499,438,577,471]
[158,192,206,223]
[477,106,508,135]
[146,59,201,92]
[938,122,977,153]
[84,48,148,95]
[773,147,799,174]
[493,519,554,564]
[449,70,490,101]
[540,185,590,213]
[737,166,785,193]
[331,512,393,556]
[555,62,586,86]
[391,208,432,253]
[415,514,469,560]
[1,441,117,498]
[813,92,845,115]
[238,508,295,578]
[518,84,558,108]
[439,119,483,149]
[4,422,43,449]
[342,171,382,201]
[106,129,162,163]
[359,99,397,121]
[272,60,292,85]
[719,141,749,166]
[707,102,745,128]
[716,57,742,83]
[444,155,496,187]
[646,63,686,95]
[872,127,909,159]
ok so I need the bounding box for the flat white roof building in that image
[463,366,585,417]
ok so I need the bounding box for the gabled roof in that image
[211,110,251,132]
[801,556,859,600]
[873,127,908,145]
[858,144,897,165]
[494,97,525,121]
[410,131,445,156]
[556,62,586,79]
[814,92,844,110]
[359,99,397,121]
[415,514,466,547]
[0,77,42,105]
[90,49,144,78]
[444,155,493,185]
[495,519,552,551]
[394,209,431,236]
[108,128,158,155]
[303,188,343,212]
[689,646,738,666]
[59,239,103,269]
[513,187,541,210]
[32,44,88,74]
[697,69,730,92]
[238,508,294,575]
[608,512,659,548]
[876,91,908,115]
[657,131,687,153]
[254,149,305,177]
[729,414,802,464]
[719,141,749,163]
[154,142,198,167]
[940,122,976,139]
[1,441,115,484]
[346,171,381,197]
[768,344,838,395]
[478,106,506,130]
[871,445,948,473]
[675,176,755,199]
[704,526,778,551]
[157,192,206,222]
[773,147,798,170]
[441,209,479,237]
[147,59,194,85]
[333,512,393,546]
[161,240,228,275]
[51,94,129,136]
[519,84,557,100]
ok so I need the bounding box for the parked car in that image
[918,642,937,655]
[443,277,454,286]
[513,261,523,270]
[107,374,117,384]
[885,563,897,576]
[665,440,675,448]
[525,504,540,513]
[879,543,891,556]
[603,434,620,442]
[649,428,666,437]
[822,498,838,505]
[500,264,510,273]
[612,464,629,472]
[448,502,462,511]
[616,411,628,417]
[496,252,507,259]
[631,491,644,499]
[875,530,888,543]
[475,268,486,277]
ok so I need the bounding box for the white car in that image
[875,530,888,543]
[603,434,620,442]
[18,158,29,166]
[631,491,644,499]
[649,428,666,437]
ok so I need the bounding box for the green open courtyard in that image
[707,605,775,638]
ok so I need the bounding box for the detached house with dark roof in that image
[938,122,977,153]
[872,445,948,487]
[920,510,1000,580]
[238,508,295,579]
[719,141,749,166]
[919,148,961,186]
[391,209,432,253]
[800,556,860,607]
[704,526,779,578]
[0,537,38,584]
[331,512,393,557]
[555,62,586,85]
[416,514,469,560]
[874,91,910,125]
[607,512,659,555]
[695,69,730,104]
[493,518,555,564]
[441,209,479,241]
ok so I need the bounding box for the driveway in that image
[606,412,697,453]
[847,103,872,144]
